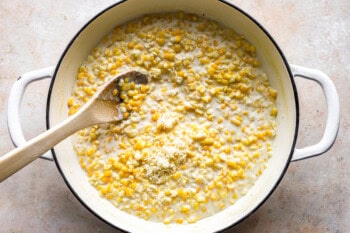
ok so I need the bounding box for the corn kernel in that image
[128,41,135,49]
[181,205,190,213]
[268,88,278,99]
[156,38,165,46]
[173,172,181,180]
[270,107,278,117]
[227,160,238,169]
[103,170,112,177]
[134,139,145,150]
[67,97,74,107]
[230,117,242,126]
[112,89,118,96]
[174,35,182,43]
[176,218,183,224]
[151,112,160,121]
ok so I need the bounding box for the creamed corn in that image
[68,12,278,224]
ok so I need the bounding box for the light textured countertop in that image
[0,1,349,232]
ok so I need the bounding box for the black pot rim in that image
[46,1,299,232]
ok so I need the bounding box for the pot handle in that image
[290,64,340,161]
[7,66,56,161]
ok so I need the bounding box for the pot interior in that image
[48,0,298,232]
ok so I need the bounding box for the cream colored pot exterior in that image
[6,0,339,232]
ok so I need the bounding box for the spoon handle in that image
[0,111,91,182]
[0,70,138,182]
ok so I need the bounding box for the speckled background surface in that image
[0,0,348,232]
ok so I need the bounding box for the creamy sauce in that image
[68,12,278,224]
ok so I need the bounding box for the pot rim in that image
[46,1,299,232]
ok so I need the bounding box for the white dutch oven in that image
[7,0,340,232]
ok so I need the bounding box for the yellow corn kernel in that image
[227,160,238,169]
[195,177,202,184]
[105,193,114,200]
[121,178,129,186]
[270,107,278,117]
[163,218,172,225]
[103,170,112,177]
[86,145,97,156]
[99,186,110,195]
[67,97,74,107]
[177,188,188,199]
[200,57,209,65]
[130,182,137,189]
[197,85,205,94]
[177,70,185,77]
[206,158,214,167]
[201,95,212,103]
[140,85,149,93]
[239,159,247,168]
[265,129,275,137]
[124,187,134,197]
[123,112,129,118]
[119,142,127,150]
[231,103,238,111]
[176,218,183,224]
[146,206,156,214]
[253,152,261,158]
[164,190,172,196]
[127,90,136,97]
[217,116,224,124]
[232,192,238,199]
[164,52,175,61]
[72,103,80,109]
[215,181,223,189]
[174,35,182,43]
[181,205,190,213]
[256,169,263,176]
[173,172,181,180]
[241,137,250,146]
[248,135,258,144]
[201,138,214,145]
[213,141,221,149]
[223,146,231,154]
[134,139,145,150]
[192,132,206,141]
[83,97,89,103]
[77,72,86,80]
[174,44,182,53]
[156,38,165,46]
[100,176,110,184]
[79,66,88,73]
[112,89,118,96]
[268,88,278,99]
[234,170,243,180]
[83,87,95,96]
[127,41,135,49]
[151,112,160,121]
[207,182,215,190]
[207,67,215,76]
[233,143,243,150]
[267,145,272,152]
[68,108,76,115]
[230,117,242,126]
[135,43,144,50]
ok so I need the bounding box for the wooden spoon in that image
[0,70,148,182]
